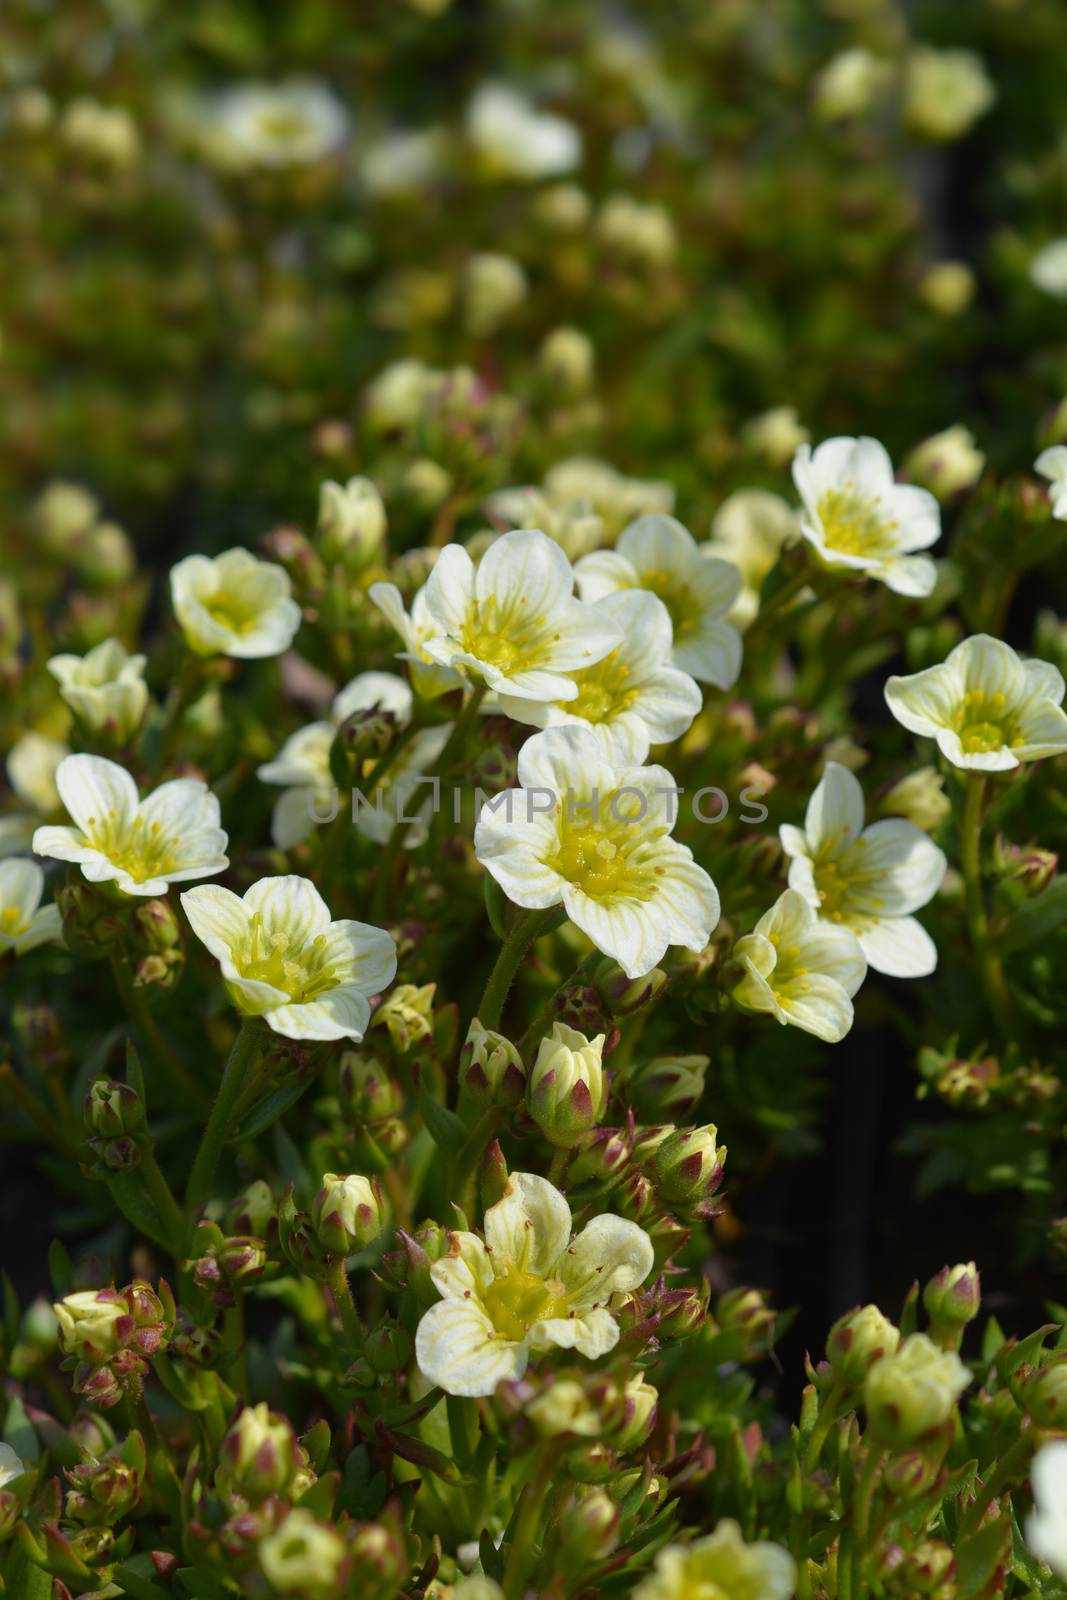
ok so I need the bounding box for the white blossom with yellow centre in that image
[420,528,622,703]
[465,83,581,182]
[732,889,866,1043]
[792,436,941,596]
[180,875,396,1042]
[632,1519,796,1600]
[474,725,719,979]
[32,754,228,897]
[0,859,62,955]
[169,548,302,659]
[499,590,702,763]
[204,81,348,172]
[885,634,1067,771]
[47,638,149,742]
[575,514,742,688]
[706,489,799,628]
[368,578,463,700]
[414,1171,654,1397]
[780,763,946,978]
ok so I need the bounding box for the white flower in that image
[369,579,465,700]
[180,875,396,1042]
[903,47,995,143]
[419,528,622,703]
[813,47,890,122]
[7,732,67,814]
[170,548,302,659]
[258,672,414,849]
[363,357,441,432]
[780,763,946,978]
[542,457,674,539]
[741,405,810,466]
[1035,446,1067,519]
[462,252,528,338]
[732,889,866,1043]
[1030,240,1067,300]
[206,80,348,171]
[707,490,799,627]
[414,1171,653,1397]
[1026,1440,1067,1579]
[0,1442,25,1489]
[47,639,149,741]
[500,590,702,764]
[885,634,1067,771]
[575,514,742,688]
[487,486,603,562]
[466,83,581,181]
[904,426,985,502]
[0,859,61,955]
[361,126,446,198]
[33,754,228,897]
[792,436,941,597]
[474,724,719,980]
[633,1519,796,1600]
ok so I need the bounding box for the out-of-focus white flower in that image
[0,859,62,956]
[7,732,67,815]
[170,548,302,659]
[257,1509,348,1597]
[205,81,348,171]
[904,426,985,501]
[363,358,442,432]
[1026,1441,1067,1578]
[742,406,810,466]
[707,490,798,627]
[60,98,140,170]
[475,724,719,979]
[537,326,596,397]
[487,486,603,562]
[47,639,149,742]
[732,889,866,1043]
[596,195,677,269]
[0,1443,25,1489]
[33,754,227,897]
[369,577,464,701]
[633,1519,796,1600]
[181,875,396,1042]
[780,763,946,978]
[32,481,100,559]
[258,672,414,849]
[793,435,941,597]
[419,528,621,703]
[885,634,1067,771]
[466,83,581,181]
[576,514,742,688]
[814,47,891,121]
[903,47,996,142]
[462,253,528,337]
[543,457,674,538]
[316,476,386,567]
[500,589,702,763]
[414,1171,653,1396]
[361,126,446,198]
[1035,446,1067,519]
[1030,240,1067,299]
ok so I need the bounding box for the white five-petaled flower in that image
[368,579,464,700]
[732,888,867,1043]
[206,80,348,171]
[47,638,149,742]
[1035,446,1067,520]
[0,859,62,955]
[414,1171,653,1398]
[499,590,703,764]
[780,762,946,978]
[180,875,397,1042]
[1026,1440,1067,1579]
[257,672,414,849]
[419,528,622,703]
[885,634,1067,771]
[575,514,743,688]
[632,1519,796,1600]
[33,754,228,897]
[792,436,941,597]
[170,548,302,660]
[465,83,581,182]
[474,725,719,980]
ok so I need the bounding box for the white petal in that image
[483,1171,572,1275]
[264,988,371,1042]
[423,543,475,638]
[805,762,864,851]
[0,858,44,920]
[55,754,138,835]
[244,875,333,942]
[617,513,696,574]
[558,1214,655,1308]
[415,1299,527,1398]
[881,555,938,598]
[317,920,397,996]
[673,618,742,688]
[474,527,574,616]
[333,671,413,725]
[852,821,947,914]
[857,915,938,978]
[270,787,318,850]
[573,549,637,601]
[180,884,250,958]
[779,974,855,1042]
[529,1307,619,1359]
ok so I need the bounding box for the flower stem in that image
[326,1257,365,1347]
[800,1379,845,1474]
[502,1442,566,1600]
[139,1148,186,1258]
[434,681,487,775]
[847,1444,885,1595]
[477,907,567,1032]
[959,774,1014,1037]
[110,953,208,1110]
[184,1021,261,1234]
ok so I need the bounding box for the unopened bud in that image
[311,1173,385,1256]
[217,1403,303,1503]
[596,964,668,1019]
[864,1333,970,1447]
[613,1374,658,1452]
[651,1124,726,1217]
[556,1489,619,1566]
[629,1054,707,1120]
[922,1262,980,1340]
[876,767,951,830]
[57,879,123,959]
[827,1305,901,1387]
[459,1018,526,1108]
[527,1022,607,1148]
[317,475,386,569]
[715,1287,777,1360]
[1023,1360,1067,1428]
[339,1054,404,1125]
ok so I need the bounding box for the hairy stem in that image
[184,1022,261,1233]
[477,907,566,1032]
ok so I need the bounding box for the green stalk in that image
[184,1022,261,1233]
[138,1148,186,1258]
[959,774,1014,1037]
[326,1257,365,1347]
[477,907,566,1032]
[110,953,208,1109]
[800,1379,845,1474]
[434,680,488,778]
[502,1442,567,1599]
[847,1444,885,1596]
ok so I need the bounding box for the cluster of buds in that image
[83,1078,146,1171]
[128,897,186,990]
[991,835,1059,907]
[649,1124,727,1220]
[371,982,436,1053]
[458,1018,526,1109]
[339,1052,408,1152]
[595,962,668,1021]
[187,1220,269,1308]
[56,877,123,959]
[65,1430,145,1525]
[54,1280,175,1407]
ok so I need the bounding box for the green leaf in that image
[994,878,1067,955]
[125,1038,147,1104]
[48,1239,74,1299]
[3,1395,38,1463]
[957,1517,1012,1598]
[228,1073,318,1144]
[0,1540,51,1600]
[416,1088,466,1157]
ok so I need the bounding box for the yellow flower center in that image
[0,906,26,935]
[202,591,260,635]
[950,689,1023,753]
[257,109,313,144]
[812,837,884,924]
[460,596,554,675]
[550,798,662,904]
[816,485,896,558]
[86,813,181,883]
[766,933,811,1006]
[482,1260,569,1342]
[636,569,699,637]
[238,914,338,1002]
[566,650,639,724]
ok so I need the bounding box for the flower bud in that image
[54,1289,131,1366]
[554,982,612,1038]
[257,1509,348,1598]
[596,964,668,1019]
[813,47,890,121]
[641,1275,710,1342]
[714,1287,777,1360]
[12,1004,69,1076]
[1023,1360,1067,1428]
[613,1374,658,1452]
[991,836,1059,898]
[881,1449,946,1502]
[261,525,327,593]
[78,522,136,589]
[312,1173,385,1255]
[65,1433,145,1525]
[629,1054,708,1120]
[555,1489,619,1566]
[827,1305,901,1388]
[568,1123,631,1185]
[217,1403,303,1503]
[372,983,435,1053]
[526,1377,606,1439]
[459,1018,526,1108]
[462,252,527,338]
[348,1508,407,1587]
[57,879,123,959]
[917,261,975,318]
[316,475,386,569]
[339,1053,405,1125]
[864,1333,970,1447]
[904,426,985,501]
[651,1124,726,1217]
[527,1022,607,1148]
[876,767,951,830]
[363,1318,413,1375]
[191,1226,269,1306]
[538,326,595,397]
[922,1263,980,1339]
[33,481,100,558]
[171,1311,224,1367]
[226,1180,277,1238]
[903,46,995,143]
[84,1078,146,1171]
